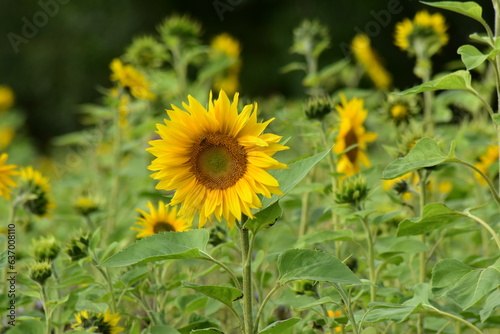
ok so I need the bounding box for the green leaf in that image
[56,275,95,288]
[458,45,489,70]
[190,329,224,334]
[99,230,209,267]
[479,289,500,322]
[295,229,353,248]
[181,283,242,309]
[244,202,283,232]
[363,303,416,323]
[397,70,473,96]
[383,138,456,179]
[294,297,334,310]
[431,258,500,310]
[5,320,44,334]
[377,238,428,259]
[422,1,486,26]
[0,250,7,270]
[150,325,181,334]
[277,249,361,285]
[397,203,464,236]
[260,148,330,211]
[258,318,301,334]
[493,113,500,126]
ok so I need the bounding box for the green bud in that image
[292,280,317,296]
[125,36,168,69]
[66,233,90,262]
[291,20,330,58]
[335,176,369,208]
[30,261,52,285]
[32,235,59,261]
[157,15,201,49]
[304,96,334,121]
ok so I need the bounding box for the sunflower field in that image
[1,1,500,333]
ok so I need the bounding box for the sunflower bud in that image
[209,225,228,247]
[292,280,317,296]
[291,20,330,58]
[384,94,419,126]
[335,176,369,208]
[304,96,334,121]
[66,233,90,262]
[32,236,59,261]
[73,196,100,217]
[157,15,201,49]
[125,36,168,69]
[30,261,52,285]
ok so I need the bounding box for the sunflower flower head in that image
[74,195,101,217]
[304,95,334,121]
[19,166,54,217]
[0,153,18,200]
[335,175,369,208]
[474,145,499,185]
[65,232,90,262]
[394,10,448,57]
[32,235,60,262]
[29,260,52,285]
[148,90,289,228]
[72,310,124,334]
[333,95,377,178]
[384,94,419,126]
[0,86,14,112]
[351,34,392,90]
[157,15,201,49]
[131,201,192,238]
[110,58,156,100]
[211,33,242,95]
[125,35,168,69]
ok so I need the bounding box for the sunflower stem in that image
[254,283,282,331]
[493,0,500,196]
[358,211,376,303]
[238,216,253,334]
[417,169,429,334]
[40,284,52,334]
[333,283,359,334]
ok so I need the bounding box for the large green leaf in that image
[431,258,500,310]
[397,70,473,96]
[383,138,456,179]
[258,318,301,334]
[5,320,44,334]
[377,238,428,259]
[396,203,464,236]
[100,230,209,267]
[150,325,180,334]
[260,149,330,211]
[422,1,487,27]
[479,289,500,322]
[181,283,242,309]
[295,229,354,248]
[458,45,490,70]
[244,202,283,233]
[277,249,361,285]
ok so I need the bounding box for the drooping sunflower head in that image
[304,95,334,121]
[0,85,14,112]
[0,153,18,200]
[351,34,392,90]
[147,90,289,227]
[394,10,448,57]
[32,235,60,262]
[131,201,192,238]
[72,310,124,334]
[19,166,54,217]
[333,95,377,178]
[110,58,156,100]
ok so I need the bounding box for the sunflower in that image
[0,153,18,200]
[110,58,156,100]
[351,34,392,90]
[326,310,343,333]
[72,310,124,334]
[211,33,242,95]
[131,200,192,238]
[333,95,377,178]
[394,10,448,57]
[19,166,54,217]
[474,145,499,185]
[0,86,14,112]
[147,90,288,227]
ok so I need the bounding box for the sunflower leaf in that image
[244,201,283,232]
[396,70,473,95]
[396,203,464,236]
[458,44,490,70]
[99,230,209,267]
[421,1,487,27]
[182,283,242,310]
[258,318,301,334]
[383,137,456,179]
[260,148,330,212]
[277,249,361,285]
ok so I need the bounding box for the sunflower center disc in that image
[190,132,247,189]
[345,129,359,163]
[153,222,175,233]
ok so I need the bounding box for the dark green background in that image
[0,0,494,150]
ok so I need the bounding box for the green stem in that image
[254,284,282,331]
[40,285,52,334]
[3,202,18,294]
[463,212,500,251]
[415,54,434,133]
[424,307,484,334]
[298,191,310,237]
[453,160,500,205]
[238,217,253,334]
[418,170,428,334]
[359,214,376,303]
[494,0,500,195]
[333,283,359,334]
[204,254,242,290]
[108,93,123,236]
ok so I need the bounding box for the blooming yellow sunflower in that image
[326,310,343,333]
[72,310,124,334]
[474,145,498,185]
[351,34,392,90]
[394,10,448,56]
[131,200,191,238]
[0,153,18,200]
[211,33,242,95]
[334,95,377,178]
[148,90,288,227]
[19,166,54,217]
[110,58,156,100]
[0,86,14,112]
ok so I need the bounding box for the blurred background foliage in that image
[0,0,494,152]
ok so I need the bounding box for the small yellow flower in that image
[474,145,498,185]
[19,166,54,217]
[333,95,377,178]
[0,86,14,112]
[74,196,100,216]
[148,90,289,227]
[110,58,156,100]
[211,33,242,95]
[351,34,392,90]
[72,310,124,334]
[394,10,448,56]
[0,153,18,200]
[131,201,192,238]
[326,310,343,333]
